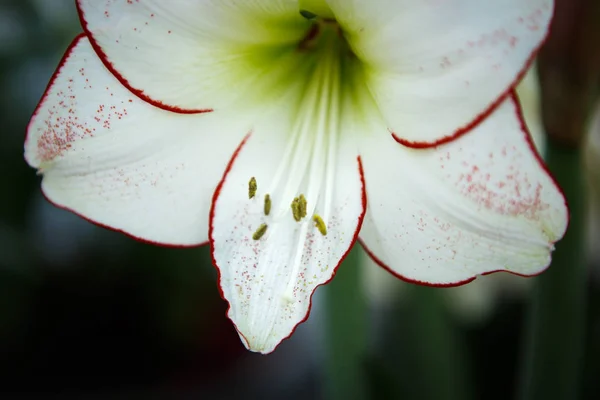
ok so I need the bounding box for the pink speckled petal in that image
[25,35,245,246]
[358,93,567,286]
[327,0,553,147]
[209,133,366,354]
[77,0,308,113]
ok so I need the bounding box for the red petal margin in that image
[361,89,569,287]
[26,33,86,144]
[26,34,208,248]
[76,1,212,115]
[358,238,476,288]
[392,16,553,149]
[208,136,368,353]
[41,190,209,248]
[509,89,569,240]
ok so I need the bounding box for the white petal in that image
[359,93,568,285]
[328,0,553,146]
[77,0,309,112]
[515,65,545,155]
[25,35,245,245]
[210,129,365,354]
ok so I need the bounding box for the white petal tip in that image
[235,327,280,355]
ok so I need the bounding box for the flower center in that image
[261,28,344,229]
[298,17,345,52]
[256,17,357,229]
[241,12,370,301]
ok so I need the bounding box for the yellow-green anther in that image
[313,214,327,236]
[291,197,301,221]
[248,177,257,199]
[298,194,307,219]
[300,9,317,20]
[252,223,268,240]
[264,194,272,216]
[291,194,308,221]
[298,0,335,19]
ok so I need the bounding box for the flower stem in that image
[323,244,368,400]
[518,140,587,400]
[403,285,474,400]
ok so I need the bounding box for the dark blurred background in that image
[0,1,599,399]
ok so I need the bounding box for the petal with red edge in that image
[210,130,365,354]
[25,35,245,246]
[359,93,567,286]
[328,0,553,147]
[77,0,309,112]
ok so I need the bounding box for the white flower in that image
[24,0,568,353]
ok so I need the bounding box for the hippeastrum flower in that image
[24,0,567,353]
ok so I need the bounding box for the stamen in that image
[252,223,268,240]
[264,194,272,216]
[291,197,301,221]
[298,194,307,219]
[299,10,317,20]
[313,214,327,236]
[248,177,257,199]
[291,194,308,221]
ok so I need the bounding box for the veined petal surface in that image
[210,92,366,353]
[77,0,310,112]
[25,35,245,245]
[328,0,553,146]
[359,93,568,285]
